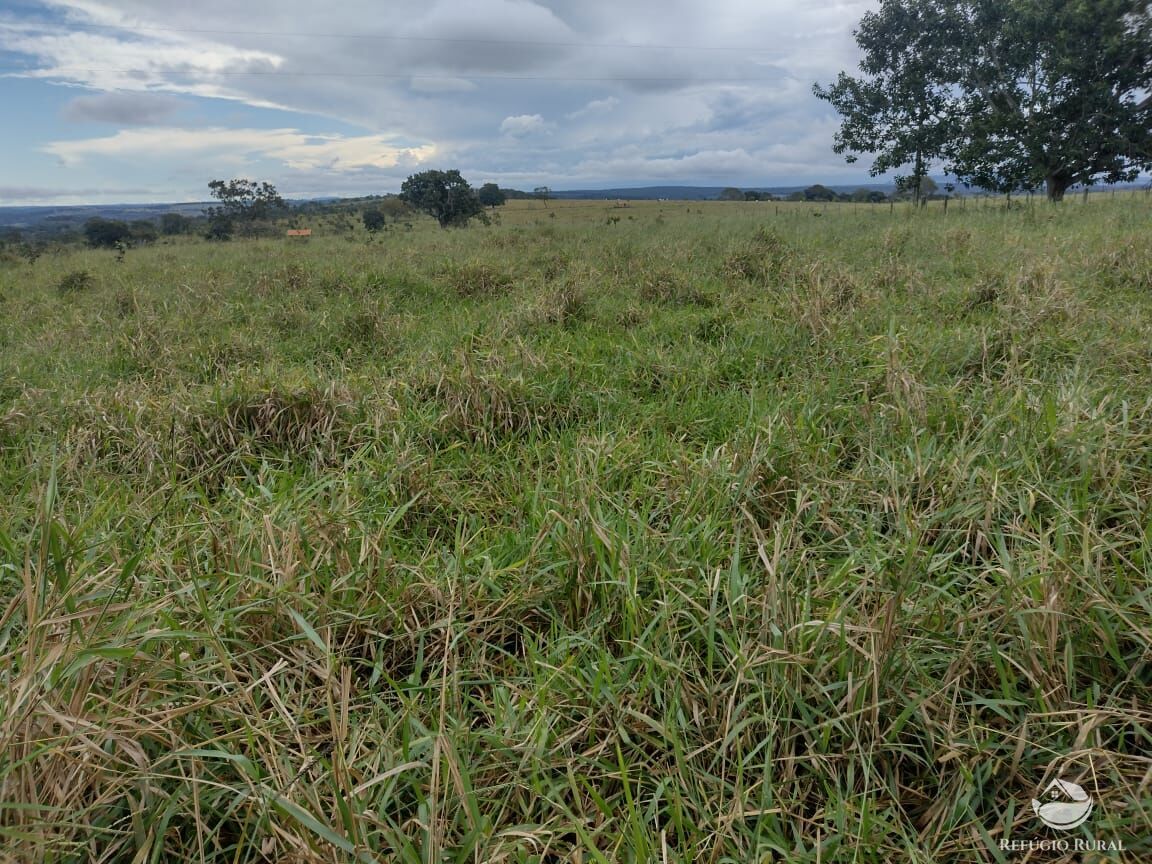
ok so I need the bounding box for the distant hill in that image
[0,202,211,231]
[549,184,896,201]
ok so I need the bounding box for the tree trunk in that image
[1046,173,1071,202]
[913,151,925,207]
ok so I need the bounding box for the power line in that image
[8,19,779,55]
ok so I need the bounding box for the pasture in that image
[0,195,1150,862]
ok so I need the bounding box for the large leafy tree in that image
[816,0,1152,202]
[814,0,962,205]
[950,0,1152,200]
[399,170,484,228]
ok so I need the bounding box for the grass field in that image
[1,195,1150,862]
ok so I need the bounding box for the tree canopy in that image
[814,0,959,204]
[815,0,1152,201]
[894,175,938,201]
[83,217,132,249]
[160,213,191,236]
[206,179,287,222]
[478,183,507,208]
[400,170,484,228]
[803,184,839,202]
[362,208,387,233]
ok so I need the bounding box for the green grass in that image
[1,195,1150,862]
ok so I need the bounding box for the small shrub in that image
[615,306,646,329]
[339,304,397,355]
[1095,242,1152,291]
[721,228,792,284]
[182,387,356,476]
[790,262,859,335]
[425,353,580,446]
[56,270,95,295]
[446,263,514,298]
[191,340,262,383]
[881,226,913,258]
[536,280,588,328]
[113,288,137,318]
[943,228,973,257]
[694,314,733,344]
[639,269,711,306]
[255,264,311,296]
[270,305,307,335]
[204,216,234,241]
[20,243,45,265]
[962,279,999,313]
[531,253,570,280]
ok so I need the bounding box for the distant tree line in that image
[82,217,160,249]
[716,182,945,204]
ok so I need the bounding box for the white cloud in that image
[2,19,285,100]
[572,148,765,181]
[44,127,437,172]
[499,113,550,137]
[567,96,619,120]
[0,1,886,197]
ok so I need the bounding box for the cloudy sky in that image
[0,0,877,204]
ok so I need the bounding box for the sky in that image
[0,0,878,204]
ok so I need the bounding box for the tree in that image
[399,170,484,228]
[948,0,1152,201]
[377,196,413,221]
[533,186,552,207]
[204,215,234,242]
[362,208,387,233]
[83,217,132,249]
[129,220,158,244]
[160,213,191,236]
[814,0,961,206]
[718,187,745,201]
[478,183,507,208]
[803,184,838,202]
[205,179,287,223]
[816,0,1152,203]
[895,175,938,202]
